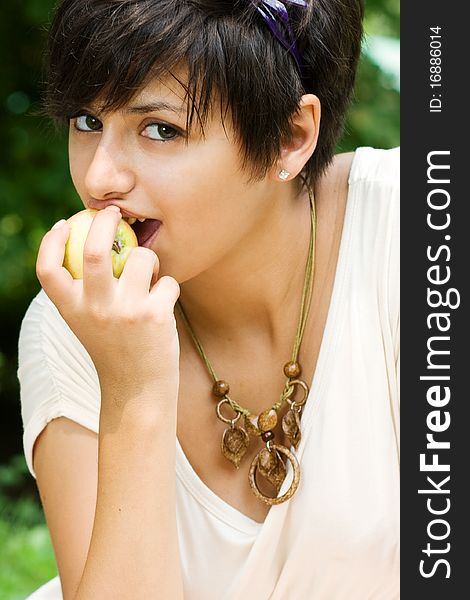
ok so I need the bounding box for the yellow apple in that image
[63,209,138,279]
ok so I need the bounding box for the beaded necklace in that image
[176,189,316,505]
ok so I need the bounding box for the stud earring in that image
[278,169,290,181]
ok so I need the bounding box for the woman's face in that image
[68,72,276,283]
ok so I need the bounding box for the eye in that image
[142,122,179,142]
[74,114,103,132]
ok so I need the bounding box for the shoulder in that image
[346,148,399,342]
[314,147,399,242]
[19,289,63,369]
[321,146,399,191]
[18,287,98,395]
[20,287,69,332]
[18,289,100,478]
[344,146,399,239]
[19,288,86,366]
[348,146,400,186]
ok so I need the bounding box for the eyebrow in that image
[125,101,186,116]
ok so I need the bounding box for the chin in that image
[160,258,207,286]
[153,254,182,284]
[151,238,214,285]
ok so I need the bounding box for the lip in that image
[87,202,157,222]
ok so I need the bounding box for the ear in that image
[271,94,321,182]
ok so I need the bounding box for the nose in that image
[84,138,136,201]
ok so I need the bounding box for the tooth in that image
[138,217,146,222]
[127,217,137,225]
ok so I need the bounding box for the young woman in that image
[18,1,399,598]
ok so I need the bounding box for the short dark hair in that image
[44,0,364,190]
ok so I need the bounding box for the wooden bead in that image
[212,380,230,397]
[258,409,278,432]
[261,430,275,442]
[284,361,301,378]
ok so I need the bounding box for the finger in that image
[117,247,160,299]
[149,276,181,318]
[36,220,75,306]
[82,205,122,303]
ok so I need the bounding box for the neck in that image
[178,185,313,351]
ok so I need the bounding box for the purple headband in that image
[251,0,308,81]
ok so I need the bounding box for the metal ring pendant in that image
[286,378,309,409]
[248,443,301,505]
[216,398,241,426]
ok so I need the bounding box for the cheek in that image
[158,171,246,248]
[153,173,261,282]
[150,186,233,280]
[155,137,248,219]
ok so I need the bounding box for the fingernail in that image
[51,219,66,230]
[106,205,121,214]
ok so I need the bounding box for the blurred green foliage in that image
[0,0,399,595]
[0,455,57,597]
[341,0,400,152]
[0,520,56,600]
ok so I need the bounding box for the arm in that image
[34,419,99,600]
[35,408,183,600]
[35,206,184,599]
[77,391,182,600]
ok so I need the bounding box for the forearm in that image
[74,386,183,600]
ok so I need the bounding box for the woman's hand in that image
[36,205,180,406]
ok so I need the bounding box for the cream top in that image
[18,146,400,600]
